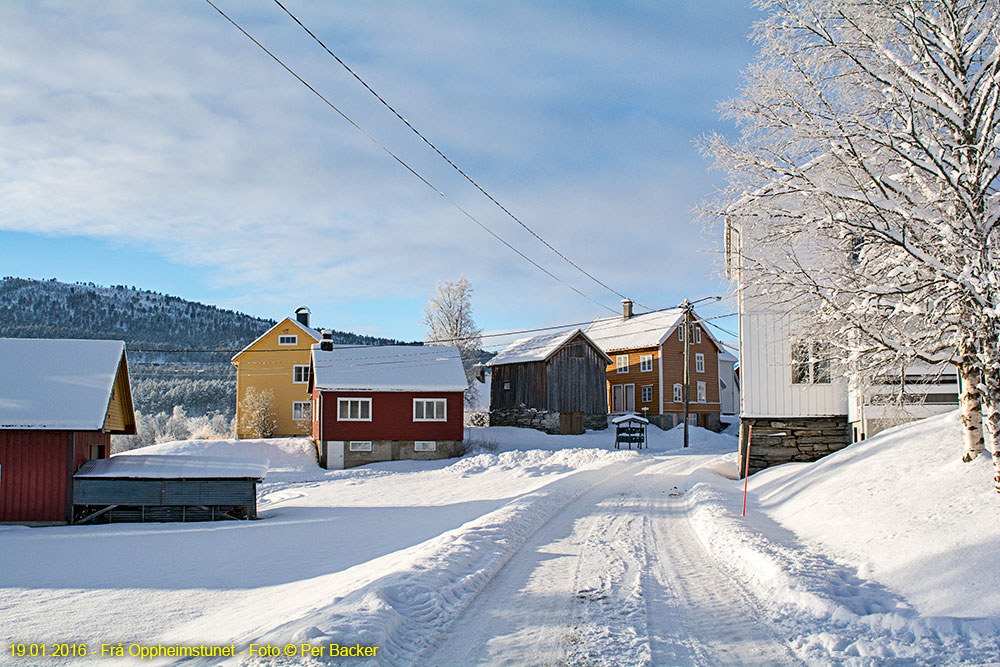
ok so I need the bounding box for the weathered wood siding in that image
[545,335,608,413]
[103,354,137,434]
[73,479,256,506]
[490,361,547,410]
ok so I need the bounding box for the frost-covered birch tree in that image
[705,0,1000,490]
[423,276,483,407]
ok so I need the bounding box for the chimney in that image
[320,330,333,351]
[295,306,311,328]
[622,298,633,320]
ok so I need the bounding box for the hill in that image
[0,276,412,418]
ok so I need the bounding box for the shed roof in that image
[0,338,131,431]
[312,345,468,392]
[75,455,268,481]
[486,329,612,367]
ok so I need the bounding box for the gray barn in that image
[73,455,267,523]
[486,329,611,434]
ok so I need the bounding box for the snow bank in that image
[468,422,737,455]
[684,410,1000,663]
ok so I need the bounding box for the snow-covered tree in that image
[423,276,483,407]
[239,386,279,439]
[705,0,1000,490]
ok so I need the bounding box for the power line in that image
[203,0,618,315]
[270,0,650,311]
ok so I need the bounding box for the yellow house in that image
[232,307,321,438]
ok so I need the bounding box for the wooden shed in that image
[0,338,136,525]
[73,455,267,523]
[486,329,611,434]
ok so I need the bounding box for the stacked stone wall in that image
[738,416,850,477]
[489,408,608,434]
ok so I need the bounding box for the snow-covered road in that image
[425,456,797,666]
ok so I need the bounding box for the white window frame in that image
[678,326,684,342]
[673,383,682,403]
[616,354,629,374]
[697,381,707,403]
[791,340,832,385]
[278,334,298,346]
[695,327,702,344]
[414,441,437,452]
[348,441,372,452]
[413,398,447,422]
[338,397,372,421]
[695,353,705,373]
[292,400,312,421]
[639,354,653,372]
[292,364,310,384]
[641,385,653,403]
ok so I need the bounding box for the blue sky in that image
[0,1,760,347]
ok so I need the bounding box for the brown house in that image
[0,338,136,524]
[586,301,726,431]
[486,329,611,434]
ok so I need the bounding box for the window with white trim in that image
[695,327,702,344]
[695,353,705,373]
[641,385,653,402]
[616,355,629,373]
[338,397,371,421]
[791,341,832,385]
[293,364,310,384]
[349,441,372,452]
[414,398,447,421]
[414,441,437,452]
[673,383,682,403]
[697,381,706,402]
[640,354,653,372]
[292,401,312,421]
[678,326,685,342]
[278,335,298,345]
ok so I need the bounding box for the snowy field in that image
[1,414,998,665]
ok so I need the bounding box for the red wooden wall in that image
[0,430,110,523]
[317,391,464,442]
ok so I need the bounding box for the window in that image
[349,441,372,452]
[641,385,653,402]
[617,355,629,374]
[414,398,447,421]
[678,326,685,342]
[414,441,437,452]
[695,327,702,344]
[278,335,297,346]
[688,413,698,426]
[673,383,682,403]
[697,381,706,403]
[503,381,511,390]
[791,341,832,385]
[640,354,653,372]
[89,444,106,459]
[338,398,371,421]
[695,353,705,373]
[293,364,310,384]
[292,401,312,421]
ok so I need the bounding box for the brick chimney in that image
[295,306,311,328]
[320,330,333,351]
[622,299,633,320]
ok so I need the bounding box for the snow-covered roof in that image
[585,309,686,353]
[232,316,321,361]
[486,329,611,367]
[0,338,127,430]
[612,413,649,425]
[75,455,268,481]
[719,350,738,363]
[312,345,468,392]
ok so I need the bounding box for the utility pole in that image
[682,299,691,448]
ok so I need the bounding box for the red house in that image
[310,343,467,469]
[0,338,136,524]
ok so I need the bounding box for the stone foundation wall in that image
[320,440,463,469]
[489,408,608,434]
[738,416,850,477]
